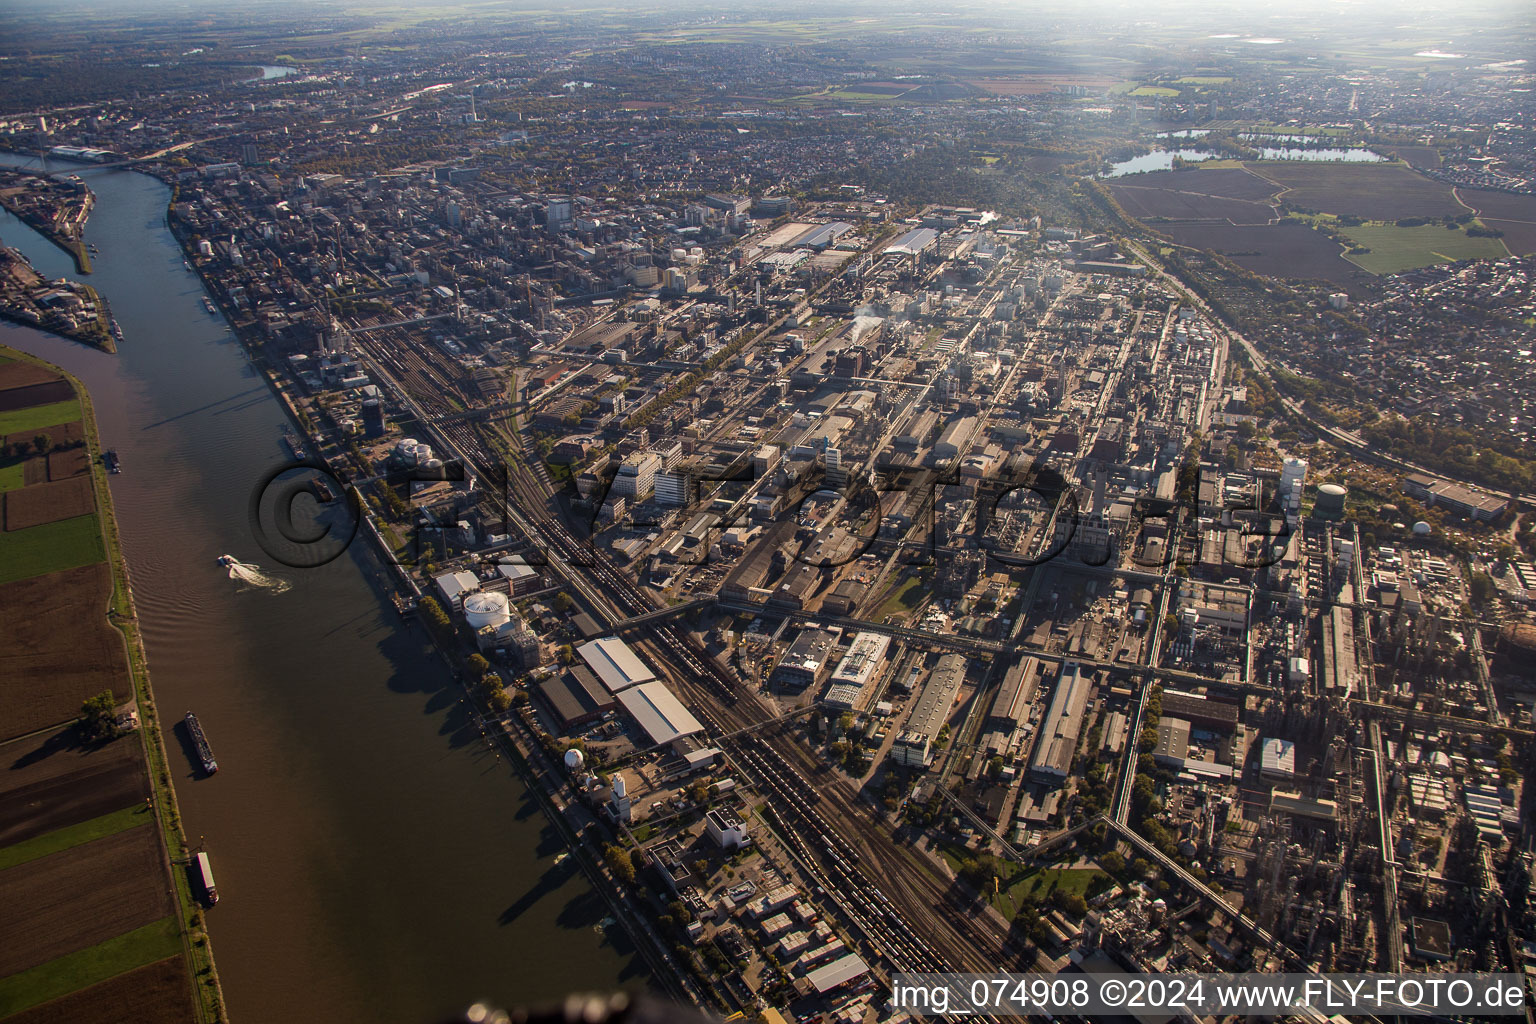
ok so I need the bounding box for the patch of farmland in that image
[1246,161,1466,221]
[0,364,63,392]
[0,826,174,977]
[1337,223,1509,274]
[4,475,95,531]
[0,729,147,848]
[45,448,88,481]
[1109,184,1276,224]
[3,419,83,452]
[0,563,129,743]
[1106,166,1281,201]
[3,956,193,1024]
[1154,220,1369,285]
[1454,189,1536,254]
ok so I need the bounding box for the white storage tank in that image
[463,590,511,631]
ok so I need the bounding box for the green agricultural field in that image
[0,399,81,438]
[1128,85,1180,97]
[0,806,152,873]
[1176,76,1234,84]
[0,915,181,1017]
[1339,224,1508,274]
[0,513,106,585]
[826,89,901,102]
[0,460,26,493]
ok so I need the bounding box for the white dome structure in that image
[564,748,585,771]
[1412,520,1432,536]
[463,591,511,631]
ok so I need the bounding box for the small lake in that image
[1255,147,1385,162]
[1104,150,1220,176]
[253,65,299,80]
[1107,141,1385,176]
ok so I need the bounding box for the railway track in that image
[352,331,1017,984]
[530,519,1017,977]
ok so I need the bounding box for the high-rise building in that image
[361,399,386,438]
[650,440,683,472]
[824,447,845,488]
[1280,458,1307,511]
[654,472,689,507]
[611,450,661,501]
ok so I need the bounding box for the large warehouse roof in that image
[577,636,656,694]
[790,221,853,249]
[617,682,704,745]
[1030,661,1091,780]
[805,953,868,993]
[883,227,938,256]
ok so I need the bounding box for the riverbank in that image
[0,148,641,1020]
[161,185,681,1007]
[0,342,225,1023]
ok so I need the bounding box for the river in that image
[0,154,641,1022]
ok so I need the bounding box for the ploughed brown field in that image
[0,729,149,848]
[12,439,85,488]
[4,476,94,531]
[1245,161,1467,221]
[1110,185,1277,224]
[1379,145,1442,169]
[3,957,192,1024]
[0,826,174,977]
[1114,166,1283,202]
[1454,188,1536,255]
[4,420,83,451]
[0,563,130,743]
[0,364,65,392]
[44,448,88,481]
[1153,220,1372,287]
[0,365,73,413]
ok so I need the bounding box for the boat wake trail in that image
[220,555,292,594]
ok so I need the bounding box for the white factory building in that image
[577,636,656,694]
[616,681,704,746]
[433,569,479,609]
[820,632,892,711]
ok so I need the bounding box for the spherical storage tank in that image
[1412,521,1432,536]
[463,590,511,631]
[1315,483,1347,519]
[564,748,585,771]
